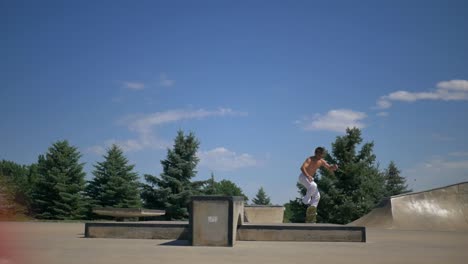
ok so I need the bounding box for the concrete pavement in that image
[2,221,468,264]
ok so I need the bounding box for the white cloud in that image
[123,81,145,90]
[404,157,468,192]
[89,108,247,153]
[125,108,247,134]
[431,133,455,142]
[449,151,468,157]
[375,79,468,109]
[86,145,106,155]
[437,80,468,92]
[298,109,367,133]
[197,147,258,171]
[377,112,389,117]
[159,73,175,87]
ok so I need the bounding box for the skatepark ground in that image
[2,221,467,264]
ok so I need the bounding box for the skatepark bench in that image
[92,207,166,221]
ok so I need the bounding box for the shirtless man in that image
[298,147,338,223]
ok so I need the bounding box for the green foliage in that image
[0,160,37,212]
[30,140,88,220]
[203,173,217,195]
[383,161,411,196]
[252,187,271,205]
[141,130,204,220]
[214,179,249,202]
[200,173,249,201]
[283,183,308,223]
[316,128,385,224]
[86,145,141,215]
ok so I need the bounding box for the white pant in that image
[298,173,320,207]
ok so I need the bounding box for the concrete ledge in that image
[92,208,165,218]
[238,223,366,242]
[84,221,190,240]
[84,222,365,243]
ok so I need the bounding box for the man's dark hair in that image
[315,147,325,155]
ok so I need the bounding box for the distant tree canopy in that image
[252,187,271,205]
[30,140,88,220]
[2,128,411,222]
[0,160,37,214]
[86,145,141,214]
[141,130,205,220]
[213,179,249,202]
[201,173,249,201]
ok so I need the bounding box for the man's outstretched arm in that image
[321,160,338,173]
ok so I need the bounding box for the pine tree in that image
[315,128,385,224]
[141,130,204,220]
[252,187,271,205]
[31,140,87,220]
[383,161,411,196]
[86,145,141,212]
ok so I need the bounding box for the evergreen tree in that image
[316,128,385,224]
[383,161,411,196]
[252,187,271,205]
[141,130,204,220]
[86,145,141,212]
[30,140,87,220]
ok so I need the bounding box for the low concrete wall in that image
[244,205,285,223]
[238,224,366,242]
[85,222,190,240]
[85,222,366,243]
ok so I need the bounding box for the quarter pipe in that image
[349,182,468,231]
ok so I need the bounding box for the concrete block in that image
[190,196,244,247]
[244,205,285,223]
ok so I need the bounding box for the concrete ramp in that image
[349,182,468,231]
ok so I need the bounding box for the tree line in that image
[0,130,269,221]
[0,128,409,223]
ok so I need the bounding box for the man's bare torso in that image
[302,156,323,177]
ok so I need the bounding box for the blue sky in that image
[2,0,468,204]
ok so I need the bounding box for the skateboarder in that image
[298,147,338,223]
